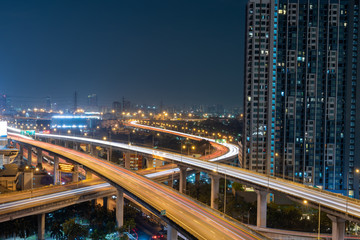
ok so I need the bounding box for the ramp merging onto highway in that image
[7,126,360,222]
[9,135,267,240]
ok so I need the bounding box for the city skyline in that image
[0,0,247,108]
[1,0,360,238]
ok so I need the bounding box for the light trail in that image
[9,134,266,240]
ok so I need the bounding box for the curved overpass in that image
[125,122,360,220]
[9,134,266,240]
[7,126,360,222]
[0,182,115,222]
[125,121,240,162]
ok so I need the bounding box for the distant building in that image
[50,114,101,132]
[46,96,51,111]
[124,153,144,170]
[0,94,6,113]
[113,101,121,113]
[0,164,19,191]
[122,97,131,112]
[244,0,360,198]
[87,94,98,111]
[88,94,98,106]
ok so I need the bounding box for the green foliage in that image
[0,215,36,239]
[14,216,36,239]
[62,218,88,240]
[267,203,332,233]
[187,180,211,205]
[50,221,64,239]
[89,204,116,238]
[232,182,245,193]
[267,203,303,230]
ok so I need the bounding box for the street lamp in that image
[247,207,252,225]
[224,170,227,215]
[185,145,195,156]
[347,168,360,197]
[303,199,321,240]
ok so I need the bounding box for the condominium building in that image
[243,0,360,198]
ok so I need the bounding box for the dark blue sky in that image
[0,0,247,108]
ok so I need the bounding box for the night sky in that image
[0,0,247,109]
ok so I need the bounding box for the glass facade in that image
[244,0,360,198]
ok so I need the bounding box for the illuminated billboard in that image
[20,130,36,136]
[0,121,7,137]
[59,163,74,172]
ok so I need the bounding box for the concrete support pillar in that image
[146,158,153,168]
[210,174,220,209]
[255,190,268,228]
[91,145,97,157]
[195,171,201,183]
[179,166,187,194]
[167,225,178,240]
[23,171,34,190]
[37,149,42,165]
[27,146,32,164]
[54,156,60,185]
[73,142,79,151]
[327,215,346,240]
[37,213,45,240]
[107,148,111,161]
[72,165,79,182]
[18,145,23,161]
[167,179,173,188]
[103,196,108,210]
[124,152,131,169]
[86,170,93,180]
[64,141,69,148]
[116,189,124,228]
[86,144,91,153]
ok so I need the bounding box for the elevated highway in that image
[11,129,360,223]
[0,179,104,205]
[0,182,115,222]
[7,124,360,239]
[125,123,360,219]
[125,121,240,162]
[8,134,267,240]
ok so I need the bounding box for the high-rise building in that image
[88,94,97,107]
[0,95,6,113]
[112,101,121,112]
[87,94,98,111]
[122,97,131,112]
[244,0,360,198]
[46,96,51,111]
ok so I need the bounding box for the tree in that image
[123,218,136,232]
[89,204,116,239]
[232,182,245,200]
[50,221,64,239]
[62,218,88,240]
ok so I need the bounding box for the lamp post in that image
[303,199,321,240]
[347,168,360,197]
[247,207,252,225]
[181,143,186,163]
[191,145,195,156]
[317,202,321,240]
[224,171,227,215]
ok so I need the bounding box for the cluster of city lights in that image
[138,120,235,142]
